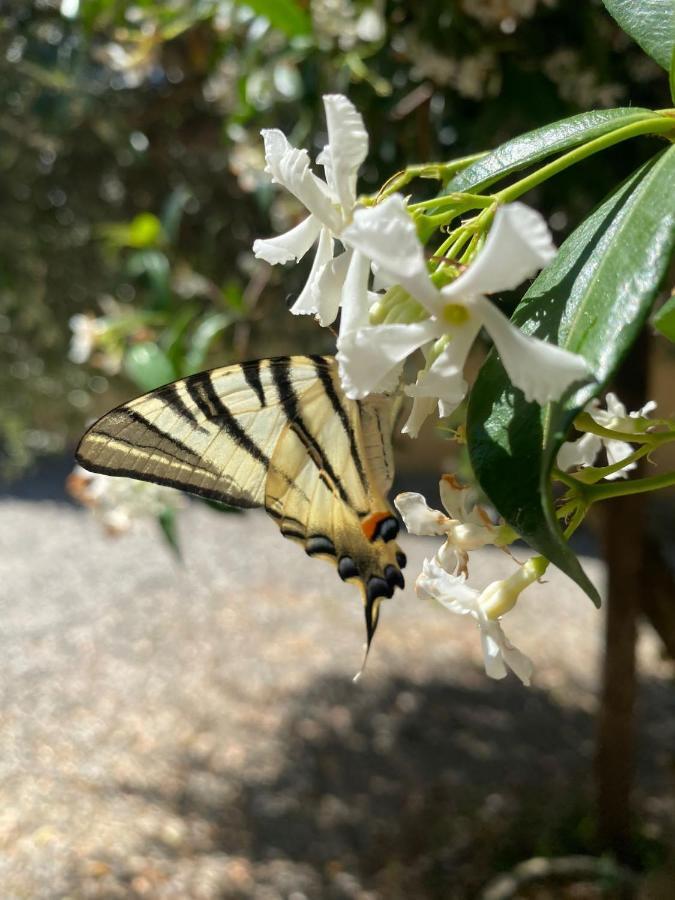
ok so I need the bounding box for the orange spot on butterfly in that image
[361,511,392,541]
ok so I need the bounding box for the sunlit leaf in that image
[602,0,675,71]
[467,146,675,604]
[446,108,655,195]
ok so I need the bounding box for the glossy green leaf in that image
[123,342,176,392]
[467,146,675,604]
[652,293,675,342]
[602,0,674,71]
[445,108,654,195]
[234,0,311,37]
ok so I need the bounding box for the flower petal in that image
[479,622,509,680]
[394,492,449,536]
[403,333,475,419]
[312,248,353,326]
[261,129,340,231]
[320,94,368,212]
[338,250,371,334]
[556,432,601,471]
[439,473,472,521]
[342,195,440,309]
[442,203,557,299]
[488,620,533,685]
[604,438,636,480]
[336,320,439,399]
[415,557,480,614]
[252,214,322,265]
[290,227,335,317]
[401,395,437,438]
[471,295,590,404]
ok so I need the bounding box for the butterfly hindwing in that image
[76,355,405,644]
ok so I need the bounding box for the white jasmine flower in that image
[557,392,656,480]
[416,556,535,685]
[339,195,590,425]
[67,465,184,535]
[395,474,511,576]
[69,313,103,365]
[253,94,370,329]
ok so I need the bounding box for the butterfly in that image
[76,355,406,648]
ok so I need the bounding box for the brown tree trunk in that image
[594,334,649,859]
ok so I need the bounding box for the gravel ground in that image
[0,496,673,899]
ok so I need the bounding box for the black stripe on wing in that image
[270,357,351,505]
[311,356,368,491]
[241,359,267,408]
[158,383,207,431]
[184,371,271,467]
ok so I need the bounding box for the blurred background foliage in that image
[0,0,670,477]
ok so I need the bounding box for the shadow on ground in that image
[68,671,674,899]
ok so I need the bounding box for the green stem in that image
[374,153,488,202]
[574,412,675,447]
[572,445,652,484]
[409,192,494,213]
[587,469,675,502]
[495,115,675,204]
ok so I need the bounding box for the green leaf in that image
[445,108,655,195]
[99,213,163,249]
[670,42,675,103]
[233,0,312,37]
[602,0,675,71]
[467,146,675,604]
[123,342,177,392]
[157,508,181,559]
[184,312,236,374]
[652,293,675,342]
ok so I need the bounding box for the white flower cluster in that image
[557,393,656,480]
[395,476,536,685]
[254,93,589,437]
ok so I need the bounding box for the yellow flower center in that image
[441,302,470,326]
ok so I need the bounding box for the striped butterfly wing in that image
[76,355,405,645]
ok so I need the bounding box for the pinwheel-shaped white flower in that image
[395,474,511,576]
[416,557,535,685]
[338,194,590,434]
[557,392,656,480]
[253,94,371,331]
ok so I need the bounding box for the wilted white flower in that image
[67,465,184,535]
[557,392,657,480]
[338,194,590,432]
[395,474,511,576]
[416,556,537,685]
[253,93,371,333]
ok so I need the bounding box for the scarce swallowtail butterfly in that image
[76,355,406,649]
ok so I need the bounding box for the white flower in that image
[252,94,370,330]
[557,392,657,480]
[338,195,590,429]
[67,465,184,535]
[395,474,510,576]
[69,313,103,365]
[416,556,535,685]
